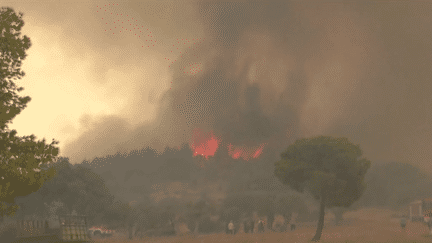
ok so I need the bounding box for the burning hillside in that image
[189,127,267,161]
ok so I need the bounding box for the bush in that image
[197,216,224,234]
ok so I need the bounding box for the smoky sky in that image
[48,0,432,174]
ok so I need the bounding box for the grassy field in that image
[92,208,432,243]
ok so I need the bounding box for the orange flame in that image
[189,128,221,159]
[252,143,265,158]
[189,129,266,160]
[227,143,266,161]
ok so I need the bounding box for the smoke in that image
[56,1,432,175]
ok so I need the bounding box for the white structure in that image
[409,200,423,222]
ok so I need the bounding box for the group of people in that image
[226,219,295,234]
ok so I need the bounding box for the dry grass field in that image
[92,208,432,243]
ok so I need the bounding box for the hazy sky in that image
[4,0,432,173]
[6,0,203,157]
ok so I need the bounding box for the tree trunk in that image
[311,190,326,242]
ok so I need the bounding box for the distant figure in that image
[257,220,264,233]
[428,217,432,235]
[290,224,296,231]
[249,219,255,233]
[228,220,235,235]
[243,220,248,233]
[425,215,432,235]
[244,219,254,233]
[400,218,406,230]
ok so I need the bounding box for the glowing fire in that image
[227,143,266,161]
[189,128,266,160]
[252,143,265,158]
[189,128,221,159]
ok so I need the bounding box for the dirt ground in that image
[92,208,432,243]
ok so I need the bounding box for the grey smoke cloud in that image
[16,0,430,174]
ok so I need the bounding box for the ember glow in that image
[252,143,265,158]
[189,128,221,159]
[227,143,266,161]
[189,128,266,160]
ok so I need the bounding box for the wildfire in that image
[189,128,266,160]
[189,128,221,159]
[227,143,266,161]
[252,143,265,158]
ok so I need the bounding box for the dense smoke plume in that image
[60,0,432,175]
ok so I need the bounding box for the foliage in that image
[0,6,31,126]
[99,200,131,229]
[274,136,371,241]
[275,136,371,207]
[14,157,115,226]
[353,161,432,209]
[0,7,59,219]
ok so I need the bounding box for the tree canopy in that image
[274,136,371,241]
[14,157,116,226]
[0,6,59,219]
[353,161,432,209]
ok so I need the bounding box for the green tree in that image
[0,7,58,220]
[274,136,370,241]
[30,158,115,225]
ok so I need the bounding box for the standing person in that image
[228,220,235,235]
[425,214,432,235]
[244,219,254,233]
[248,219,254,233]
[290,223,296,231]
[258,219,264,233]
[400,218,406,230]
[243,220,249,233]
[428,217,432,235]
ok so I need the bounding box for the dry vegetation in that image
[92,208,432,243]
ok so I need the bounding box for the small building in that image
[408,199,432,222]
[409,200,422,222]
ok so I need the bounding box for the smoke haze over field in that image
[5,0,432,174]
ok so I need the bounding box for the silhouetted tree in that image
[15,157,115,226]
[0,7,59,220]
[102,200,131,229]
[353,161,432,210]
[274,136,371,241]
